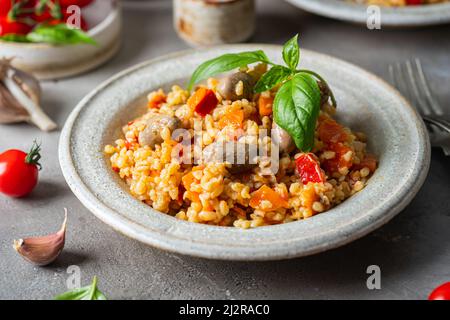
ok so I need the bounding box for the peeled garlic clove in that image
[0,58,57,132]
[13,209,67,266]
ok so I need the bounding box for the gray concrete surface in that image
[1,0,449,300]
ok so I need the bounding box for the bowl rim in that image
[285,0,450,26]
[59,45,431,261]
[0,0,120,49]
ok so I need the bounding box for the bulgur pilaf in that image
[104,40,377,229]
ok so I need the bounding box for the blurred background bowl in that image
[0,0,122,80]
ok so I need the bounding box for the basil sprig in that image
[54,276,107,300]
[26,23,96,45]
[187,50,270,91]
[282,34,300,70]
[188,34,337,151]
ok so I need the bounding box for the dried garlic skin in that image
[0,58,56,131]
[0,82,29,123]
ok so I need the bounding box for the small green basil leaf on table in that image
[254,65,292,93]
[54,276,107,300]
[26,23,96,45]
[273,72,321,152]
[188,50,270,91]
[282,34,300,70]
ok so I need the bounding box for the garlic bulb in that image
[0,58,57,132]
[13,208,67,266]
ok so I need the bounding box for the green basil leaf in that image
[54,286,91,300]
[54,276,107,300]
[92,290,107,300]
[254,65,292,93]
[0,34,30,43]
[282,34,300,70]
[27,23,96,45]
[298,69,337,108]
[273,72,321,151]
[188,50,270,91]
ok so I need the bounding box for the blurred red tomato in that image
[429,282,450,300]
[0,0,13,17]
[60,0,94,8]
[33,8,88,31]
[0,16,32,35]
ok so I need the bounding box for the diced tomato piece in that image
[318,117,349,144]
[124,141,137,150]
[249,185,289,211]
[321,143,353,174]
[231,206,246,218]
[218,109,244,129]
[295,153,326,184]
[258,94,273,117]
[147,91,166,109]
[187,88,218,117]
[353,154,377,172]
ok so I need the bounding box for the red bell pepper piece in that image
[295,153,326,184]
[188,88,218,117]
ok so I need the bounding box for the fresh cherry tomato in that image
[60,0,94,8]
[2,0,37,18]
[295,153,326,185]
[0,16,33,35]
[0,0,13,17]
[0,142,42,198]
[429,282,450,300]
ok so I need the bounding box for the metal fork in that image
[389,59,450,156]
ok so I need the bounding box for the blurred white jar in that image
[174,0,255,47]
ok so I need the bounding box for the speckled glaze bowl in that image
[59,45,430,261]
[285,0,450,27]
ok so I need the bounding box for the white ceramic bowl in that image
[59,45,430,261]
[285,0,450,27]
[0,0,121,80]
